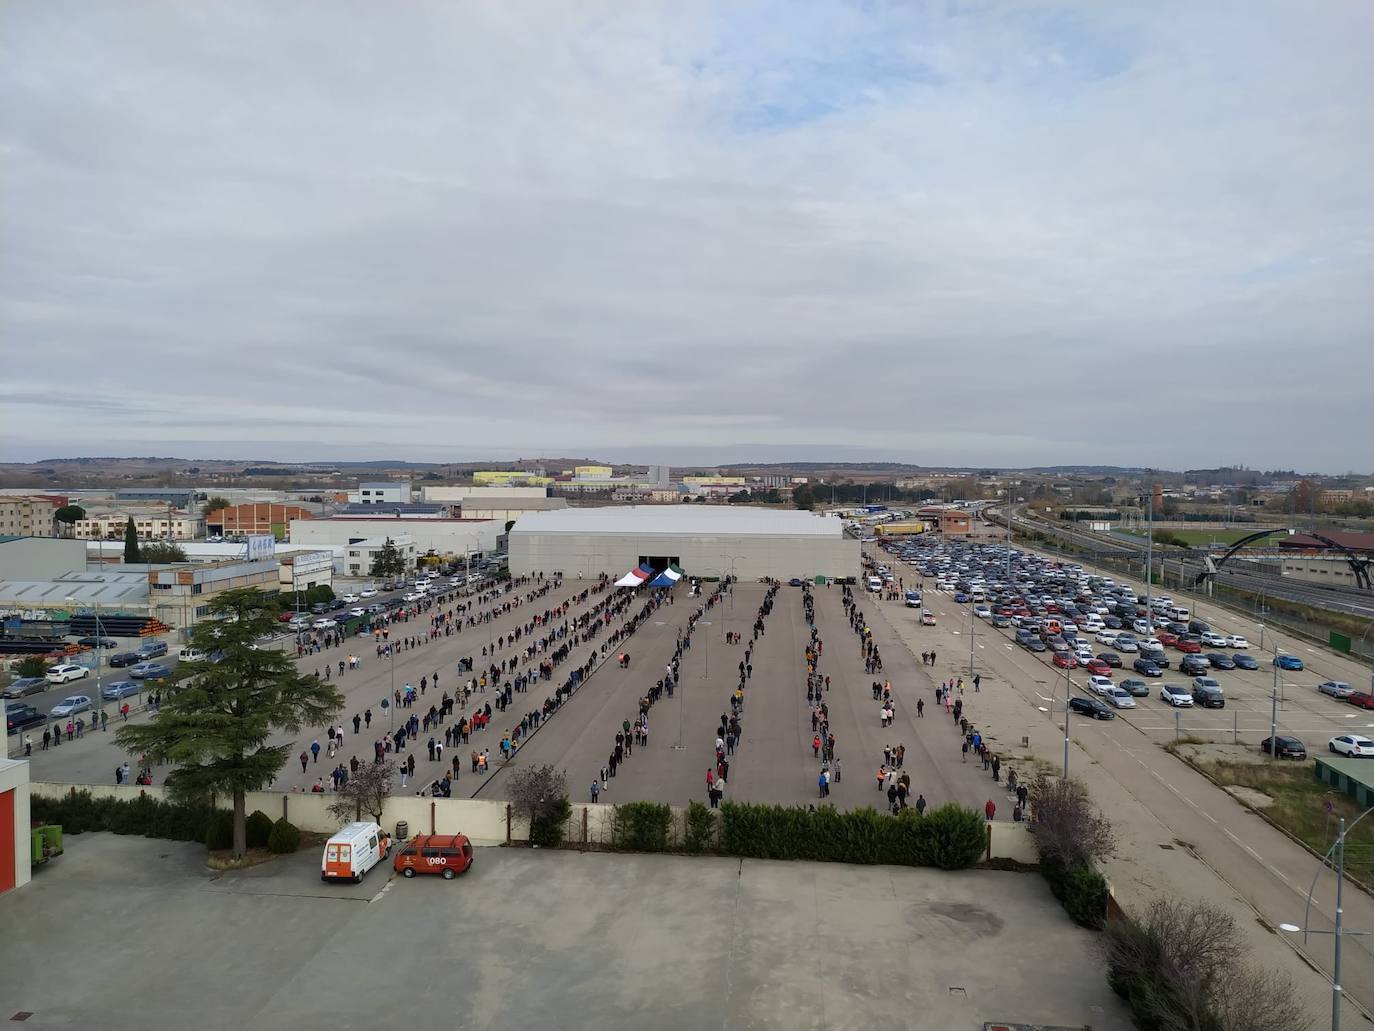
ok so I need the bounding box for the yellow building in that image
[473,471,554,486]
[683,475,746,486]
[875,521,930,536]
[573,465,613,478]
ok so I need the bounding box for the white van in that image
[1167,606,1190,622]
[866,576,883,593]
[321,821,392,883]
[177,647,207,662]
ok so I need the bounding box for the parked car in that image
[341,594,360,604]
[1052,653,1078,670]
[1103,686,1136,708]
[1160,684,1194,707]
[1191,679,1225,708]
[129,662,172,680]
[2,677,48,699]
[1199,632,1228,647]
[393,833,475,880]
[1345,692,1374,710]
[1088,675,1114,695]
[137,641,168,658]
[1318,681,1355,700]
[1274,654,1305,671]
[50,694,92,718]
[360,587,378,598]
[1259,736,1307,759]
[402,592,423,603]
[101,680,142,700]
[1176,640,1203,654]
[1069,696,1116,720]
[1204,652,1236,670]
[349,607,366,618]
[1096,652,1122,668]
[313,619,338,630]
[1328,735,1374,757]
[46,664,89,684]
[1225,635,1250,649]
[1232,653,1259,670]
[108,651,143,667]
[1179,655,1211,676]
[1156,632,1179,648]
[6,702,45,734]
[1026,638,1047,652]
[1132,659,1162,677]
[77,636,118,648]
[1119,678,1151,697]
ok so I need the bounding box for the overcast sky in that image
[2,2,1371,472]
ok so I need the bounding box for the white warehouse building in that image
[508,507,858,581]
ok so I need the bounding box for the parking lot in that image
[872,534,1374,758]
[0,831,1129,1031]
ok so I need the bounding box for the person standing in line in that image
[984,798,996,822]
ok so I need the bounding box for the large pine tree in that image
[116,588,344,856]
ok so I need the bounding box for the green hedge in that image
[611,801,673,853]
[712,802,986,869]
[31,789,223,844]
[205,810,234,850]
[246,810,274,849]
[1041,855,1108,929]
[683,801,717,854]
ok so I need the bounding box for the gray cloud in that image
[2,1,1371,471]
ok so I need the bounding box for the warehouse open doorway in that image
[638,555,679,572]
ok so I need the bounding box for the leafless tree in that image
[507,763,567,823]
[1105,897,1312,1031]
[327,758,396,825]
[1027,772,1116,868]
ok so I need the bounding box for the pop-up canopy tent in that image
[647,564,684,588]
[615,563,656,588]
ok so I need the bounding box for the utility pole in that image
[1270,687,1278,759]
[1063,660,1071,777]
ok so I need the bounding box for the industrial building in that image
[0,537,88,582]
[0,495,66,537]
[206,503,315,539]
[508,507,858,581]
[289,517,503,562]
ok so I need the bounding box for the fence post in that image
[505,803,512,845]
[282,795,288,823]
[986,822,992,861]
[582,805,589,848]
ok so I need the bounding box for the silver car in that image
[1318,681,1355,700]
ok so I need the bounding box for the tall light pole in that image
[1063,659,1072,776]
[1280,804,1374,1031]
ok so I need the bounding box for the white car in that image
[1081,617,1104,632]
[349,607,366,618]
[360,587,378,598]
[1160,684,1194,707]
[1113,637,1139,653]
[313,618,338,630]
[973,605,992,619]
[1103,686,1136,708]
[342,593,360,604]
[1225,635,1249,649]
[1329,735,1374,758]
[1088,675,1114,695]
[1095,630,1120,646]
[50,694,93,717]
[1132,619,1151,635]
[1199,632,1228,647]
[402,592,423,602]
[46,663,90,684]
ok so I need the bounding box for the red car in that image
[1347,692,1374,710]
[1085,659,1112,677]
[1157,632,1179,647]
[1052,653,1078,670]
[393,834,475,879]
[1176,640,1202,653]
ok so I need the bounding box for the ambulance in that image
[320,821,391,883]
[393,833,475,880]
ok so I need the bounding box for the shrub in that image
[920,804,987,870]
[267,818,301,854]
[16,655,48,678]
[1061,864,1108,929]
[245,810,274,849]
[683,801,717,854]
[529,798,570,849]
[30,789,221,843]
[205,810,234,851]
[611,801,673,853]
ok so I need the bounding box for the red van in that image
[393,834,474,880]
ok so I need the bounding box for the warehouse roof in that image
[511,506,845,537]
[0,571,151,606]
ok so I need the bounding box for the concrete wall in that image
[2,759,33,893]
[0,537,86,581]
[510,531,860,581]
[29,781,1036,861]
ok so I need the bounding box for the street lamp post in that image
[1279,805,1374,1031]
[1063,659,1072,777]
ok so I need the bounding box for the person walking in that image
[915,793,926,815]
[299,750,309,773]
[961,739,969,763]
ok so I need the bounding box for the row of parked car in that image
[879,535,1374,756]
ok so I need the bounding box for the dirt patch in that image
[1223,785,1274,809]
[1166,741,1265,766]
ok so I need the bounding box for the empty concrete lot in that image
[0,833,1126,1031]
